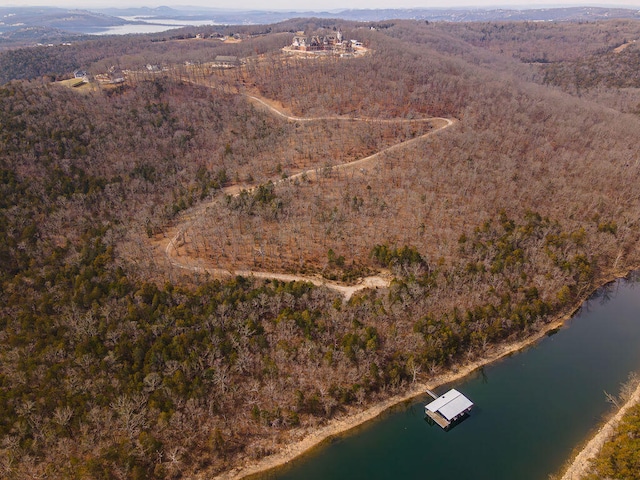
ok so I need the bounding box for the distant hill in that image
[1,5,639,48]
[0,7,127,30]
[333,6,640,22]
[95,5,640,23]
[0,7,127,47]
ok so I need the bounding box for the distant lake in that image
[78,18,220,36]
[260,273,640,480]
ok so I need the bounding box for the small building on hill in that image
[292,32,309,49]
[214,55,241,67]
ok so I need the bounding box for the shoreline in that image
[208,268,638,480]
[559,379,640,480]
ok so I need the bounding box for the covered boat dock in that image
[425,389,474,429]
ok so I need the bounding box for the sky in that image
[3,0,640,11]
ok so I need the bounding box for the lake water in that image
[88,25,188,35]
[70,18,219,36]
[261,274,640,480]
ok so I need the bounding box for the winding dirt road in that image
[158,92,456,299]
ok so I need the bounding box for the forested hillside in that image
[0,19,639,479]
[586,402,640,479]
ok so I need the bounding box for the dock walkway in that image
[425,409,452,428]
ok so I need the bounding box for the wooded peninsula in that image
[1,17,639,479]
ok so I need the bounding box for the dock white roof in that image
[425,389,473,421]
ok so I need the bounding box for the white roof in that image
[425,389,473,421]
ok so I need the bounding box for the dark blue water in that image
[262,275,640,480]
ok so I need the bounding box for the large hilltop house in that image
[287,31,361,55]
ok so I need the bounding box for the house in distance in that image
[284,31,366,56]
